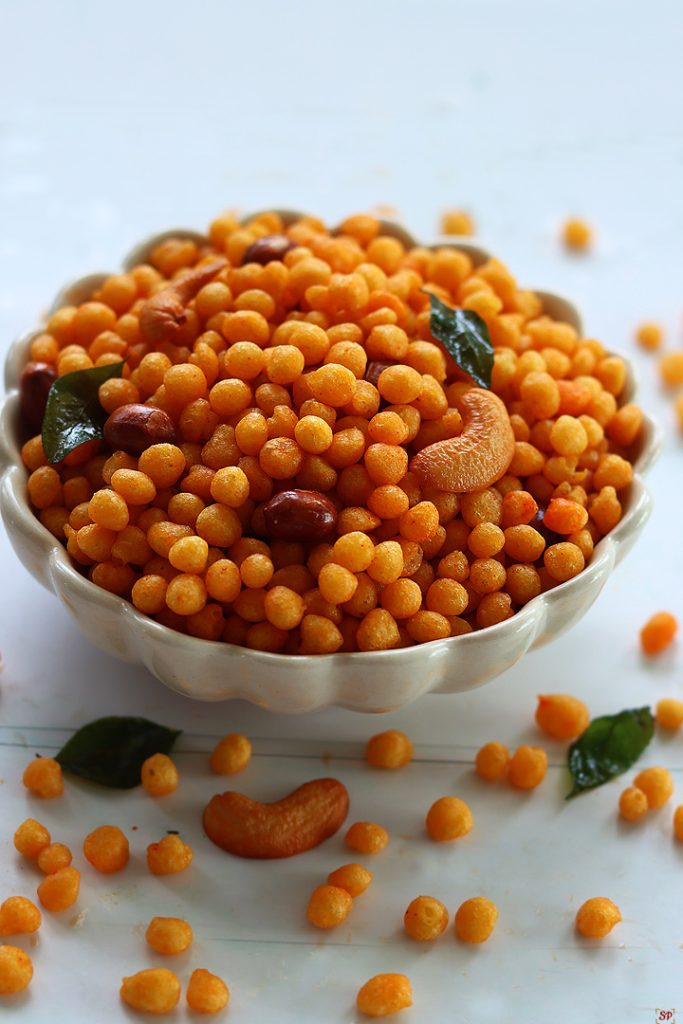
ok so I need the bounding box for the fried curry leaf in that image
[567,707,654,799]
[56,716,181,789]
[41,360,124,463]
[427,292,494,389]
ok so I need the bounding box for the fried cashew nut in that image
[410,387,515,493]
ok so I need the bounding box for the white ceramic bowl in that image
[0,213,661,712]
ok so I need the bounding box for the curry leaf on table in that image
[427,291,494,389]
[566,706,654,799]
[41,360,125,463]
[55,716,181,789]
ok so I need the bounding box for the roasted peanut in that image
[243,234,295,265]
[262,489,338,542]
[203,777,349,858]
[20,361,57,434]
[103,403,177,454]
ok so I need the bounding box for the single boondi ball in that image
[454,897,498,943]
[618,786,648,822]
[0,897,42,936]
[0,945,33,995]
[186,968,230,1013]
[673,805,683,843]
[562,217,593,251]
[306,884,353,929]
[327,864,373,898]
[145,917,193,955]
[22,756,63,798]
[404,895,449,941]
[475,741,510,782]
[120,968,181,1014]
[633,766,673,809]
[640,611,677,655]
[13,818,51,859]
[655,698,683,730]
[83,825,130,874]
[209,734,252,775]
[508,746,547,790]
[535,694,589,740]
[366,730,413,769]
[356,973,412,1017]
[345,822,389,855]
[425,796,473,841]
[141,753,179,796]
[575,897,621,938]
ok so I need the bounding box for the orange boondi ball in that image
[22,756,63,798]
[535,694,589,740]
[209,733,252,774]
[0,945,33,995]
[675,394,683,433]
[475,742,510,782]
[120,968,181,1014]
[345,822,389,855]
[562,217,593,251]
[508,746,547,790]
[633,766,673,809]
[37,866,80,912]
[575,897,621,938]
[357,974,413,1018]
[635,322,663,352]
[640,612,677,655]
[440,208,475,236]
[656,698,683,730]
[145,916,193,955]
[674,805,683,843]
[454,897,498,943]
[306,884,353,929]
[37,843,72,875]
[186,968,230,1014]
[425,796,473,841]
[366,730,414,769]
[83,826,130,874]
[618,787,648,822]
[0,897,42,936]
[327,864,373,898]
[404,895,449,941]
[141,753,179,796]
[13,818,51,859]
[147,835,193,875]
[660,351,683,387]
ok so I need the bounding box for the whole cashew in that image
[204,777,349,859]
[410,387,515,493]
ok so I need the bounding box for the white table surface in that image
[1,1,683,1021]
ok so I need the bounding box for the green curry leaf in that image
[56,716,181,789]
[567,707,654,799]
[41,361,125,463]
[427,292,494,389]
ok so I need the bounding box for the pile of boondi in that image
[20,209,643,654]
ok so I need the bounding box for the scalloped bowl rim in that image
[0,210,662,708]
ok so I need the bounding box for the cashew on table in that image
[204,778,350,859]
